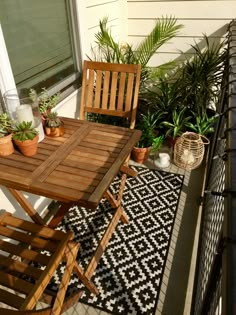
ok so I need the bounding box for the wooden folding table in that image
[0,117,141,280]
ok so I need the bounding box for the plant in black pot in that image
[44,112,65,137]
[132,111,163,164]
[12,121,39,156]
[0,112,14,156]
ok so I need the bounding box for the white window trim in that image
[0,23,17,96]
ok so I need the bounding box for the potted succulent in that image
[12,121,39,156]
[132,111,161,164]
[44,112,64,137]
[0,113,14,156]
[37,88,60,126]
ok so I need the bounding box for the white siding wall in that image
[76,0,128,64]
[127,0,236,66]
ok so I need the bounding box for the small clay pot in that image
[13,135,39,156]
[131,146,152,164]
[0,134,14,156]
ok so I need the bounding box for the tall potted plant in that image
[12,121,39,156]
[162,107,192,147]
[132,111,163,163]
[0,113,14,156]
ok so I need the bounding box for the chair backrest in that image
[0,211,80,315]
[80,60,141,129]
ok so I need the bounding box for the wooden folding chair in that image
[80,60,141,176]
[80,60,141,129]
[0,211,91,315]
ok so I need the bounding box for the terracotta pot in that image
[166,135,179,148]
[0,134,14,156]
[13,135,39,156]
[44,123,65,137]
[131,146,152,164]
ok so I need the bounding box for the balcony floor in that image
[62,147,205,315]
[0,148,205,315]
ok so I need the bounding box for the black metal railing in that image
[191,20,236,315]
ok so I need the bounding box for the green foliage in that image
[139,75,184,113]
[45,112,62,128]
[89,16,183,86]
[185,112,218,136]
[38,88,60,115]
[12,121,38,141]
[151,134,165,153]
[176,36,226,116]
[0,113,13,138]
[162,107,192,139]
[136,111,163,148]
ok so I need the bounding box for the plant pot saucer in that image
[154,153,171,168]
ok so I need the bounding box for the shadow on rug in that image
[57,166,184,315]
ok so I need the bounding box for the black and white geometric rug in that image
[57,166,184,315]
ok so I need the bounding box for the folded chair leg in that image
[52,241,80,315]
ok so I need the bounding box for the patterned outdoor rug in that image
[56,166,184,315]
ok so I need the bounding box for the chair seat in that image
[0,211,81,315]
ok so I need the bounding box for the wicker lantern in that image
[174,132,209,170]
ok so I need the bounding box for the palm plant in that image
[89,16,183,86]
[176,35,227,117]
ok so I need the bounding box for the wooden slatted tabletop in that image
[0,117,141,209]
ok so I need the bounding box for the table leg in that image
[85,205,123,280]
[7,188,45,225]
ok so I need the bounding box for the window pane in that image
[0,0,77,91]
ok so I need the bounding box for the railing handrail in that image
[191,19,236,315]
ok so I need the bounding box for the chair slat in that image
[125,73,134,112]
[0,254,43,280]
[87,69,95,107]
[94,70,102,108]
[102,70,110,109]
[0,288,24,309]
[117,72,126,111]
[0,226,58,252]
[2,215,68,241]
[110,71,118,110]
[0,270,34,295]
[0,240,50,265]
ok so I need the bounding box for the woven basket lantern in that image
[174,132,209,170]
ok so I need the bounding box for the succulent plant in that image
[38,88,60,115]
[12,121,38,141]
[45,112,62,128]
[0,113,13,138]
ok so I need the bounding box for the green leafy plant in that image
[12,121,38,141]
[136,111,163,148]
[0,113,13,138]
[38,88,60,116]
[162,107,192,139]
[185,112,218,136]
[139,75,184,114]
[45,112,62,128]
[176,36,227,117]
[151,134,165,154]
[89,16,183,86]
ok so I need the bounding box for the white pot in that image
[154,153,170,168]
